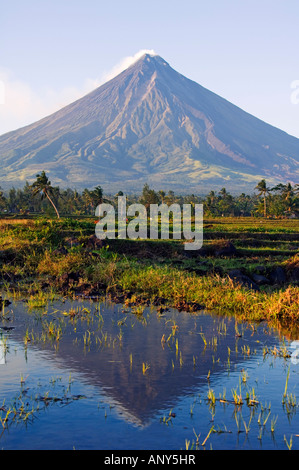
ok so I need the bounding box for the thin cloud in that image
[0,80,5,105]
[0,50,157,135]
[0,69,99,135]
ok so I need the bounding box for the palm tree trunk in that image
[45,190,60,218]
[264,192,267,218]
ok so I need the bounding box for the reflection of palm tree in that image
[31,171,60,218]
[255,179,270,217]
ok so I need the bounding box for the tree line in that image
[0,172,298,218]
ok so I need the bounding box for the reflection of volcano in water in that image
[6,298,280,426]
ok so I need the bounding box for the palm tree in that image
[82,188,93,214]
[90,186,104,207]
[271,183,299,213]
[140,183,159,211]
[158,190,166,204]
[219,187,228,198]
[204,190,217,216]
[272,182,295,213]
[255,179,270,217]
[0,187,6,211]
[31,171,60,218]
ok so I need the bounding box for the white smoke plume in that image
[102,49,157,82]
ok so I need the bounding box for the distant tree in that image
[165,190,176,205]
[0,187,6,211]
[265,193,284,217]
[81,188,93,214]
[7,188,17,213]
[89,186,112,212]
[139,184,159,211]
[22,181,37,212]
[218,187,234,216]
[90,186,104,207]
[271,182,296,213]
[158,190,166,203]
[31,171,60,218]
[255,179,270,217]
[219,187,228,198]
[204,190,217,216]
[234,193,253,216]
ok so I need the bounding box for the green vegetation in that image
[0,174,298,334]
[0,213,298,333]
[0,177,298,218]
[31,171,60,219]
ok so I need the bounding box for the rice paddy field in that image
[0,216,298,450]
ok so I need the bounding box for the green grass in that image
[0,216,298,332]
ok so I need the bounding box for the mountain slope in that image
[0,53,298,192]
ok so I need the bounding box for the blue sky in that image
[1,0,299,137]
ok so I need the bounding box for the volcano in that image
[0,53,298,192]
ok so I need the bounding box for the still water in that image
[0,295,298,450]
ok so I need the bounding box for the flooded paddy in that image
[0,294,298,450]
